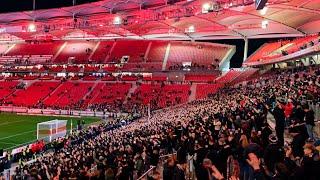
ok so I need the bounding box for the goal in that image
[37,120,68,142]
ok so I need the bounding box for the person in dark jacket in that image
[304,105,316,141]
[271,102,286,146]
[294,143,320,180]
[292,103,305,123]
[195,158,224,180]
[264,134,285,173]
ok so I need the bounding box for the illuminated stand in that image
[37,120,68,142]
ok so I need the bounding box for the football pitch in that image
[0,113,100,150]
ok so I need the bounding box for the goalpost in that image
[37,120,68,142]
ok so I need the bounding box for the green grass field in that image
[0,113,100,150]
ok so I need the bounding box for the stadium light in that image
[261,20,268,29]
[259,6,268,15]
[203,3,211,10]
[202,3,212,14]
[113,16,122,25]
[28,23,36,32]
[185,25,195,33]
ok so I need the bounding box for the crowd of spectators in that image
[0,65,319,180]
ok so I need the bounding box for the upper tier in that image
[244,34,320,66]
[0,40,234,72]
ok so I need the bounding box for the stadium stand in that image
[43,82,93,109]
[5,81,60,107]
[0,0,320,179]
[146,41,168,62]
[90,41,114,63]
[54,41,97,64]
[107,40,149,63]
[87,83,132,111]
[195,83,222,99]
[0,81,18,101]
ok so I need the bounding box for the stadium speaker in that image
[255,0,268,10]
[167,0,178,5]
[123,19,128,25]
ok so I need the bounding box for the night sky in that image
[209,39,271,68]
[0,0,284,68]
[0,0,99,13]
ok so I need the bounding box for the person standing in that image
[270,101,286,146]
[304,105,316,141]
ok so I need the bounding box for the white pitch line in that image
[0,130,35,141]
[0,119,26,126]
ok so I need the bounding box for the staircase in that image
[52,42,67,62]
[82,82,99,101]
[88,41,100,60]
[124,83,138,104]
[162,43,171,71]
[104,41,117,63]
[39,82,64,103]
[188,84,197,102]
[144,42,152,62]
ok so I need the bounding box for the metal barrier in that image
[137,166,156,180]
[186,155,195,180]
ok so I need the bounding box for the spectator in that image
[304,105,316,141]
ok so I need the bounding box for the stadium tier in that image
[0,79,234,110]
[54,41,97,64]
[0,0,320,179]
[0,40,233,70]
[166,42,229,70]
[130,83,191,109]
[4,81,60,107]
[0,81,19,101]
[244,34,320,66]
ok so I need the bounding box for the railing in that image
[186,155,195,180]
[137,166,156,180]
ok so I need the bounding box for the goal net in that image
[37,120,68,142]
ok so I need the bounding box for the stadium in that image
[0,0,319,179]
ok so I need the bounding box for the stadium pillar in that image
[33,0,36,11]
[243,37,249,62]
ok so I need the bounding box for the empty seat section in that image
[66,66,80,72]
[49,66,64,72]
[231,68,259,84]
[82,83,105,108]
[196,84,222,99]
[283,35,319,53]
[91,41,114,63]
[122,62,163,71]
[6,81,60,107]
[0,44,12,55]
[147,41,168,62]
[184,74,218,82]
[0,81,19,101]
[88,83,131,107]
[55,41,97,63]
[5,42,62,56]
[216,70,242,84]
[166,42,228,69]
[43,82,93,109]
[108,41,149,63]
[84,65,100,72]
[132,84,190,109]
[245,42,284,64]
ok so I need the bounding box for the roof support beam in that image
[193,14,247,38]
[269,4,320,15]
[228,8,306,36]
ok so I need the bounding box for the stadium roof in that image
[0,0,319,41]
